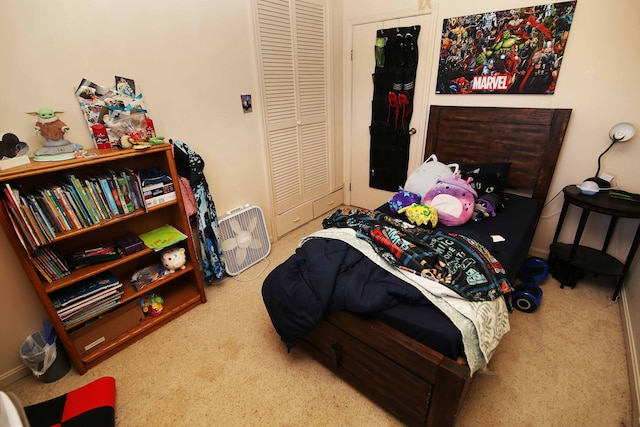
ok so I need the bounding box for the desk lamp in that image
[583,122,636,191]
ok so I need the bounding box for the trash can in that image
[20,330,70,383]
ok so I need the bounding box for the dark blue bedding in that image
[263,193,539,361]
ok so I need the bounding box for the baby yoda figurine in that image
[27,108,83,157]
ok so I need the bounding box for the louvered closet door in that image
[255,0,330,215]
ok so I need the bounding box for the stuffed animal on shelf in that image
[161,247,186,273]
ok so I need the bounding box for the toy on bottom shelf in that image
[161,247,186,273]
[140,292,164,317]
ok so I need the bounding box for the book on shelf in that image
[140,169,176,210]
[105,173,125,214]
[66,246,122,270]
[65,173,100,225]
[50,270,123,327]
[113,172,134,214]
[97,176,120,216]
[39,187,72,231]
[24,194,56,242]
[61,183,94,228]
[85,177,111,220]
[31,246,70,282]
[51,185,83,229]
[138,224,188,251]
[56,285,121,317]
[51,270,121,309]
[62,296,122,328]
[1,169,154,248]
[123,169,144,211]
[34,192,66,233]
[2,184,40,250]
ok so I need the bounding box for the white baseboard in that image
[0,364,31,389]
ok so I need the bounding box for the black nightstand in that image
[548,185,640,300]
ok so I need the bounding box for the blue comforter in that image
[262,237,428,350]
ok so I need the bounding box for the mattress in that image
[368,193,540,360]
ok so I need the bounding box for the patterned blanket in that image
[323,208,512,302]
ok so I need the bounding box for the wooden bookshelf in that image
[0,144,206,374]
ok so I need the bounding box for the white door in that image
[349,13,433,209]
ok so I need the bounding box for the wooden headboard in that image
[425,106,571,209]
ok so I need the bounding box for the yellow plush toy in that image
[398,203,438,228]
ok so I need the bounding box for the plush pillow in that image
[388,187,421,213]
[463,163,509,222]
[461,162,511,192]
[423,175,477,226]
[404,154,459,197]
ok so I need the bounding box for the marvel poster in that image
[436,2,577,94]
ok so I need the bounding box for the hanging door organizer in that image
[369,25,421,191]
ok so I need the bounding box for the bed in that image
[262,105,571,426]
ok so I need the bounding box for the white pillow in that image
[404,154,459,197]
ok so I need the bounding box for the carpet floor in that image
[4,215,633,426]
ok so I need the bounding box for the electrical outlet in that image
[599,172,614,183]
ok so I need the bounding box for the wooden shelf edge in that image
[78,285,204,368]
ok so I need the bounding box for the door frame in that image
[343,6,438,206]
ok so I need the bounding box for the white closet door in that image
[255,0,330,215]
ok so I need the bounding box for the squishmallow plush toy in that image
[423,174,477,226]
[398,203,438,228]
[404,154,459,198]
[388,187,422,213]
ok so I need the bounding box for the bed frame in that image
[299,106,572,426]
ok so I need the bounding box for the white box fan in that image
[219,205,271,276]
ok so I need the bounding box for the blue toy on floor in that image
[512,257,548,313]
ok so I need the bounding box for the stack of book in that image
[0,168,156,250]
[31,246,71,282]
[50,271,123,328]
[2,182,55,250]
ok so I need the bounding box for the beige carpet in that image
[5,215,632,426]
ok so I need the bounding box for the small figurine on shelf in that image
[27,108,84,161]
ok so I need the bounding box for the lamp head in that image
[609,122,636,142]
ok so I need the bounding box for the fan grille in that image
[219,205,271,276]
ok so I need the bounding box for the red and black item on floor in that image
[369,25,420,192]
